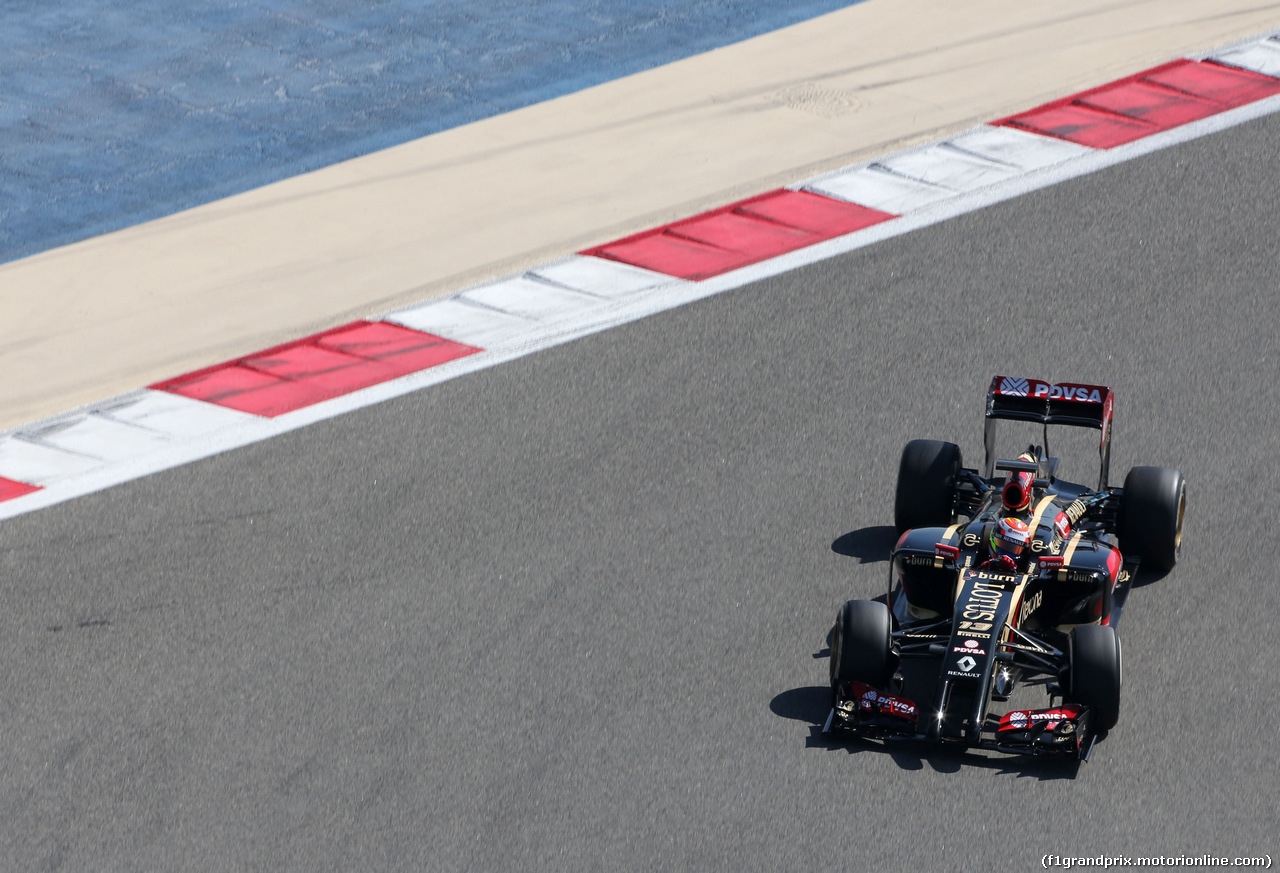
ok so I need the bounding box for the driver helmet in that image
[990,516,1032,562]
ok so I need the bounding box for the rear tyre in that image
[1119,466,1186,573]
[1065,624,1122,732]
[894,439,962,533]
[830,599,893,703]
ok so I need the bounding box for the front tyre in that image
[894,439,962,533]
[830,599,893,703]
[1065,624,1122,732]
[1119,466,1186,573]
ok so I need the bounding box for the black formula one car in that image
[824,376,1186,761]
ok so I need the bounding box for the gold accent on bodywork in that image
[1001,576,1029,646]
[1058,531,1085,580]
[1026,493,1056,534]
[1062,531,1084,564]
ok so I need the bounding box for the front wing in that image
[826,682,1096,760]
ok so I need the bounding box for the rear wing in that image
[985,376,1114,489]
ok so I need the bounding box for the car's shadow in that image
[831,525,898,563]
[769,685,1087,779]
[1130,565,1170,589]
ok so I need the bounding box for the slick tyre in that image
[894,439,962,533]
[1066,624,1122,732]
[1119,466,1186,573]
[830,600,893,703]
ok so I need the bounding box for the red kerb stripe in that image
[0,477,41,503]
[152,321,480,417]
[995,59,1280,147]
[581,189,894,280]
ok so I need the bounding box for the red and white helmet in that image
[1002,469,1034,511]
[991,516,1032,561]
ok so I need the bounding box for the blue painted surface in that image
[0,1,864,265]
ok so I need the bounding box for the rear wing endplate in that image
[985,376,1114,489]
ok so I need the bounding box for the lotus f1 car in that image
[824,376,1186,761]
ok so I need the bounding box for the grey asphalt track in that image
[2,112,1278,871]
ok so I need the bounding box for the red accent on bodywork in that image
[1100,387,1115,450]
[1106,548,1123,583]
[1053,511,1071,540]
[1003,471,1033,510]
[991,376,1113,405]
[997,704,1085,731]
[844,682,919,722]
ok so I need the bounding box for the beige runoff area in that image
[3,0,1279,431]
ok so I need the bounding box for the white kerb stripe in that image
[532,256,681,299]
[94,390,258,438]
[875,144,1020,191]
[946,125,1094,171]
[0,437,103,485]
[461,276,608,320]
[22,414,172,464]
[805,165,954,214]
[386,298,535,348]
[1213,37,1280,77]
